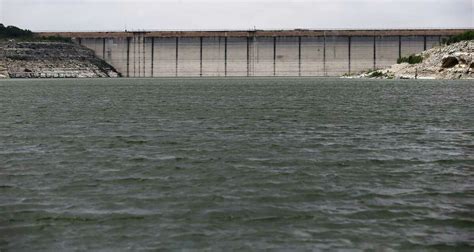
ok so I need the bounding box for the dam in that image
[41,29,469,77]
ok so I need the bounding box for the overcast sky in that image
[1,0,472,31]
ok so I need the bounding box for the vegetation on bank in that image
[395,31,474,65]
[368,70,393,79]
[0,24,72,43]
[397,54,423,64]
[0,24,33,38]
[343,69,394,79]
[443,30,474,45]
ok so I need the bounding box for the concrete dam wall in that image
[41,29,469,77]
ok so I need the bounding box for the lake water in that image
[1,78,473,250]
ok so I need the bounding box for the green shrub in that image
[397,54,423,64]
[0,23,72,43]
[367,70,393,79]
[368,71,384,78]
[443,31,474,45]
[0,24,33,38]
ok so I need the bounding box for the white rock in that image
[358,40,474,80]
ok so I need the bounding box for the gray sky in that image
[1,0,473,31]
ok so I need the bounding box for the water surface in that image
[1,78,473,250]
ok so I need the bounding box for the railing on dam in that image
[39,29,471,77]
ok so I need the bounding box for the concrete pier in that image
[40,29,469,77]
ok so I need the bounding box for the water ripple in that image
[0,78,473,250]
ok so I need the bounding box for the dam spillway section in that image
[39,29,470,77]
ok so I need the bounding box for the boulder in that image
[441,56,459,68]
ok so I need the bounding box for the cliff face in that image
[0,41,120,78]
[358,40,473,80]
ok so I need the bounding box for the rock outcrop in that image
[0,41,120,78]
[0,64,7,78]
[354,40,473,80]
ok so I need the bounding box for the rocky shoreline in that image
[351,40,473,80]
[0,41,120,78]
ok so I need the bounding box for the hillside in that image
[0,41,120,78]
[359,40,473,80]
